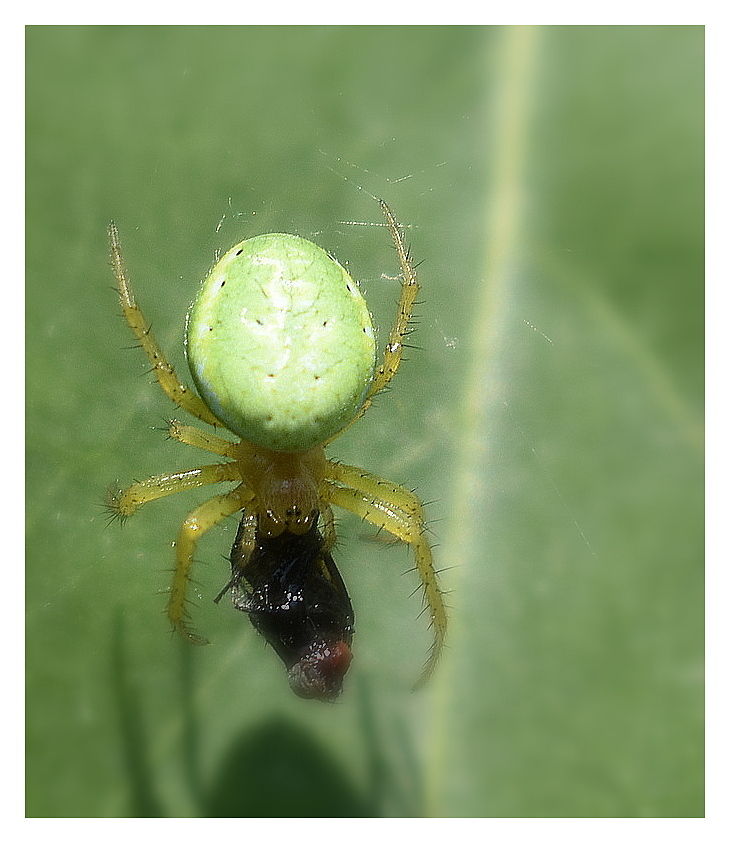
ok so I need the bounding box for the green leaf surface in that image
[26,25,703,817]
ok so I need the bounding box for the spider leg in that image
[324,200,420,444]
[167,420,238,458]
[108,222,220,426]
[366,200,421,402]
[320,503,337,552]
[169,484,254,644]
[109,462,242,519]
[322,467,446,688]
[326,461,427,517]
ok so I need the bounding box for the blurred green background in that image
[26,26,703,817]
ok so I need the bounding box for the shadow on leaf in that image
[203,716,373,817]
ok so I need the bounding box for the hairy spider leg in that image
[366,199,421,400]
[322,470,446,688]
[167,420,239,458]
[230,510,257,575]
[108,222,220,427]
[170,485,254,644]
[326,460,431,517]
[324,200,421,446]
[111,462,242,518]
[320,504,337,552]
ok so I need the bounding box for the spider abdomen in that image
[186,233,376,453]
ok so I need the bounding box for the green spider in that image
[108,200,446,700]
